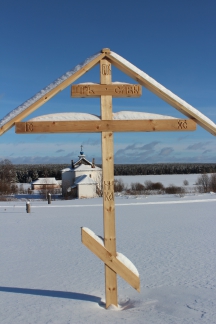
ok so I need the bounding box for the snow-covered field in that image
[0,189,216,323]
[115,173,200,188]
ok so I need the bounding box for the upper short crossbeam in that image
[71,84,142,97]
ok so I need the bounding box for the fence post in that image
[48,193,51,204]
[26,201,30,213]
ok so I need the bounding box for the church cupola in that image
[78,145,86,159]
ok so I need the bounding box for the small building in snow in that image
[31,177,61,190]
[61,147,102,198]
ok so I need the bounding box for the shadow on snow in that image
[0,286,101,304]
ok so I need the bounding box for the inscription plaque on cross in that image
[15,48,197,309]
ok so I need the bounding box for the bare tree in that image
[196,174,210,193]
[183,179,189,186]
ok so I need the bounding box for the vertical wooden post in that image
[100,57,118,308]
[48,193,51,204]
[26,201,30,213]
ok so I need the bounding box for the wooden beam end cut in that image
[101,48,111,54]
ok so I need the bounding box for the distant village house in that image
[31,178,61,190]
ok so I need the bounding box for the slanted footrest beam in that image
[81,227,140,292]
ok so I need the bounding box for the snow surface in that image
[74,175,98,185]
[115,173,200,188]
[73,164,101,172]
[30,112,101,121]
[29,111,176,121]
[31,177,59,185]
[113,111,175,120]
[0,191,216,323]
[110,51,216,131]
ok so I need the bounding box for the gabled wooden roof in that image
[74,156,92,167]
[1,48,215,136]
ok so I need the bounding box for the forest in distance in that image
[11,162,216,183]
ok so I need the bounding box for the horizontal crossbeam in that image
[15,119,196,134]
[81,227,140,292]
[71,84,142,97]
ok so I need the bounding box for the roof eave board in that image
[106,51,216,136]
[0,51,106,136]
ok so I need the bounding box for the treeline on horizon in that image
[13,163,216,183]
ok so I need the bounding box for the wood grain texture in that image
[100,59,118,308]
[71,84,142,97]
[15,119,196,134]
[81,228,140,291]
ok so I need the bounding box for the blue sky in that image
[0,0,215,164]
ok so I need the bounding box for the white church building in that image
[61,147,102,199]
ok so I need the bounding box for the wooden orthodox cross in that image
[15,48,196,308]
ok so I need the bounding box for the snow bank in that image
[29,111,176,121]
[113,111,175,120]
[116,252,139,277]
[30,112,100,121]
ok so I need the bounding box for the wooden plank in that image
[81,228,140,291]
[71,84,142,97]
[101,48,111,54]
[15,119,197,134]
[105,53,216,136]
[0,52,106,136]
[100,58,118,308]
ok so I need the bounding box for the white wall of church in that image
[77,184,96,198]
[94,172,102,190]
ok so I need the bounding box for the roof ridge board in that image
[106,51,216,136]
[0,51,105,135]
[74,157,92,165]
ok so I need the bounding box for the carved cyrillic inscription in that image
[104,181,114,201]
[102,63,111,75]
[72,85,95,97]
[178,120,187,129]
[104,181,114,190]
[114,85,140,95]
[104,191,114,201]
[71,84,142,97]
[26,123,33,132]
